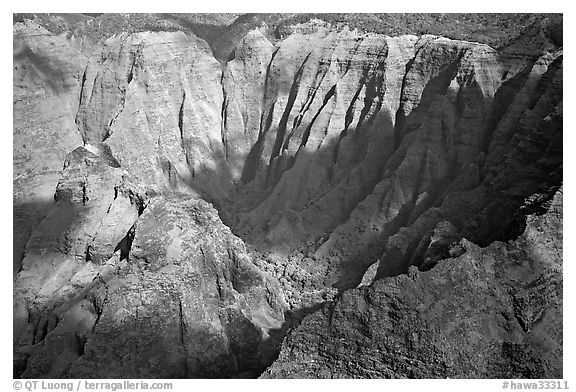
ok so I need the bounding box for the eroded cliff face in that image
[262,189,563,378]
[13,16,562,378]
[13,21,87,278]
[14,147,286,378]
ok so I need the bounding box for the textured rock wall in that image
[64,24,562,292]
[262,189,563,378]
[14,148,286,378]
[13,21,87,277]
[76,31,231,200]
[13,16,562,378]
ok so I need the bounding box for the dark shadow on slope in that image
[344,50,562,286]
[14,199,100,378]
[13,199,55,279]
[257,301,327,377]
[194,41,556,293]
[229,108,395,247]
[156,14,230,59]
[16,263,326,379]
[13,39,75,95]
[16,21,563,379]
[326,53,471,289]
[122,48,563,381]
[394,49,465,148]
[482,57,538,153]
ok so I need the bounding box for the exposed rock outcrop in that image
[14,147,145,377]
[13,14,562,379]
[75,31,231,200]
[66,196,286,378]
[14,149,286,378]
[13,21,87,277]
[65,22,562,295]
[262,189,562,378]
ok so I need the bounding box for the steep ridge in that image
[13,21,87,278]
[13,16,562,378]
[75,30,231,200]
[222,25,562,297]
[14,148,286,378]
[262,189,563,378]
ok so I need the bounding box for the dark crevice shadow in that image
[256,301,327,378]
[210,45,510,291]
[481,57,538,153]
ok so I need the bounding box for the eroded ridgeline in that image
[13,18,563,378]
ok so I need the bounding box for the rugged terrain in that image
[13,14,562,378]
[263,189,563,378]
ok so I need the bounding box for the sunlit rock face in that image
[13,21,87,278]
[75,31,232,200]
[14,148,285,378]
[13,15,562,379]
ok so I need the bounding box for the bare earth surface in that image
[13,14,562,378]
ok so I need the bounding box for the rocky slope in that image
[263,189,562,378]
[13,21,87,278]
[14,147,286,378]
[13,15,562,378]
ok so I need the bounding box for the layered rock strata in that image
[13,16,562,378]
